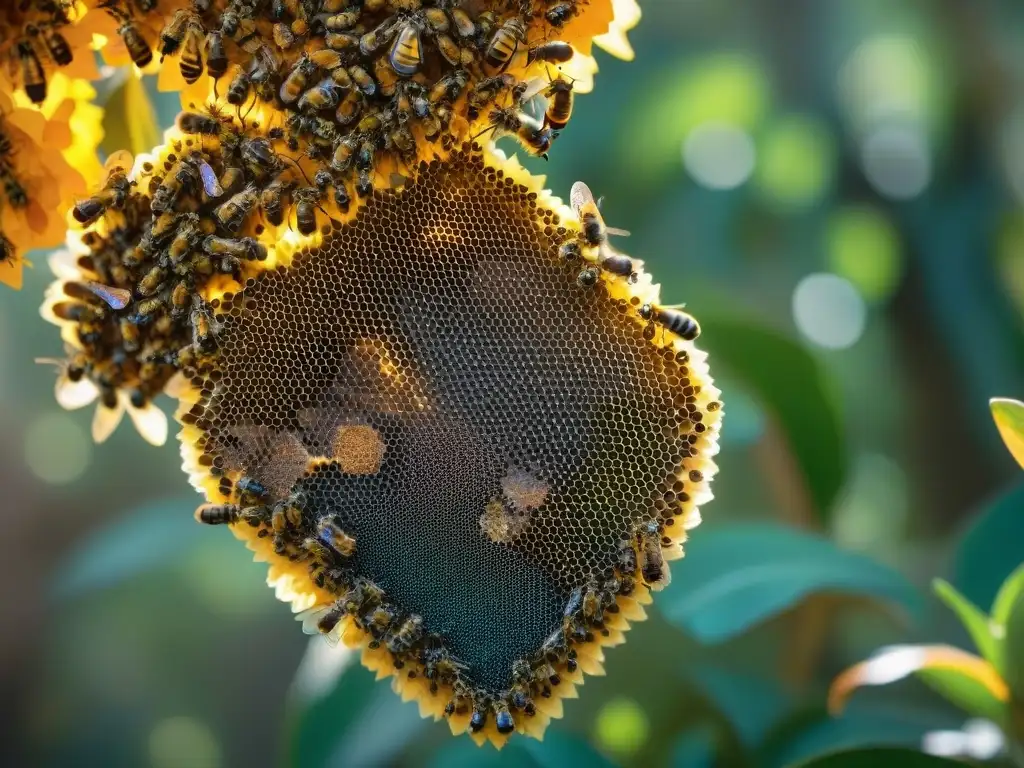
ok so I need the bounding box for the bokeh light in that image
[838,34,936,132]
[826,205,903,302]
[861,123,932,199]
[791,273,867,350]
[148,716,222,768]
[832,454,909,550]
[683,122,756,190]
[593,697,650,759]
[23,412,91,485]
[755,114,836,209]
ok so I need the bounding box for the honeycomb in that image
[176,144,721,745]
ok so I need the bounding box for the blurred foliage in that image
[5,0,1024,766]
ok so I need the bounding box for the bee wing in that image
[83,281,131,309]
[54,375,100,410]
[127,400,168,446]
[569,180,594,213]
[296,604,332,636]
[518,76,547,102]
[92,400,125,443]
[605,227,631,238]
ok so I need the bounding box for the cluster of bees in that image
[193,460,675,738]
[4,1,79,104]
[96,0,582,199]
[47,111,322,416]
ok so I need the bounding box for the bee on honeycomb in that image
[173,142,722,746]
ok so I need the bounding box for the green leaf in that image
[931,579,1002,671]
[660,524,922,643]
[51,495,205,599]
[760,704,957,768]
[791,747,970,768]
[915,666,1009,724]
[697,313,846,519]
[287,647,428,768]
[952,482,1024,614]
[427,731,614,768]
[991,398,1024,470]
[686,665,793,748]
[996,564,1024,700]
[829,644,1009,725]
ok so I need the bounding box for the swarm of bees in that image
[124,0,583,196]
[0,118,29,265]
[2,1,80,104]
[43,110,319,422]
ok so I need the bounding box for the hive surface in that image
[184,149,705,695]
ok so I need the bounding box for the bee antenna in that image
[280,154,313,186]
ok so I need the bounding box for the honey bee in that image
[235,474,269,506]
[494,703,515,734]
[1,166,27,207]
[28,24,73,67]
[469,707,487,733]
[359,16,398,56]
[215,183,259,232]
[100,3,154,69]
[348,64,376,96]
[558,240,581,262]
[159,9,192,56]
[483,17,525,71]
[72,166,131,224]
[170,280,191,318]
[129,296,164,326]
[355,168,372,197]
[137,264,167,296]
[272,22,296,49]
[569,181,630,247]
[260,177,293,226]
[203,234,266,261]
[528,40,573,65]
[226,68,255,108]
[317,518,356,557]
[279,53,317,104]
[435,33,461,67]
[168,214,202,263]
[467,74,513,119]
[205,30,228,79]
[429,68,469,104]
[35,349,96,410]
[15,41,46,103]
[576,265,598,288]
[636,520,670,589]
[486,106,555,157]
[293,186,325,235]
[298,77,341,112]
[448,7,475,37]
[638,303,701,341]
[544,76,574,131]
[179,20,205,83]
[334,89,361,125]
[600,251,634,278]
[314,599,347,635]
[152,155,199,212]
[385,614,424,654]
[219,164,245,196]
[271,497,304,534]
[194,503,240,525]
[545,2,576,25]
[176,109,226,136]
[332,181,350,213]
